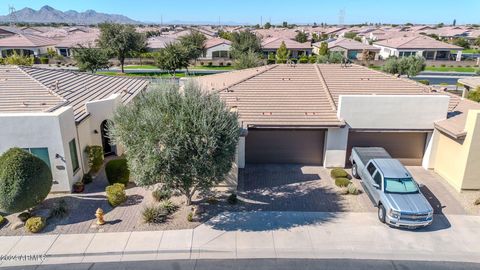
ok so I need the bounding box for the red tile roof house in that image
[373,35,464,60]
[0,33,58,58]
[54,30,100,57]
[198,37,232,62]
[0,66,149,192]
[261,37,313,58]
[312,38,380,60]
[192,64,480,191]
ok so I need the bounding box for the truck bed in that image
[352,147,392,166]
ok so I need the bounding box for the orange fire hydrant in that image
[95,208,106,225]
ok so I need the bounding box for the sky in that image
[0,0,479,25]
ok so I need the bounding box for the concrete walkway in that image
[1,212,480,267]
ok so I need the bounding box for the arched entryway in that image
[100,120,114,156]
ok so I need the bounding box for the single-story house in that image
[0,26,20,39]
[0,33,58,58]
[55,31,100,57]
[146,35,177,52]
[313,38,380,60]
[199,37,232,61]
[0,66,149,192]
[194,64,480,192]
[373,35,463,60]
[261,37,312,58]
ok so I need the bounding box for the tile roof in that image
[458,77,480,89]
[194,64,461,128]
[373,35,463,50]
[0,66,149,122]
[435,99,480,139]
[321,38,380,51]
[55,31,100,48]
[204,37,231,49]
[0,33,58,48]
[147,36,177,50]
[261,37,312,50]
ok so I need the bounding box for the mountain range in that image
[0,5,141,24]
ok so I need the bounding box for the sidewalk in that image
[1,211,480,267]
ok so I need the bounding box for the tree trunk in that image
[121,59,125,73]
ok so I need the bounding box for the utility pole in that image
[8,5,17,27]
[260,16,263,27]
[338,8,345,26]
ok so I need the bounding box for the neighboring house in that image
[313,38,380,60]
[0,26,20,39]
[261,37,312,58]
[194,64,480,192]
[199,37,232,61]
[146,35,177,52]
[373,35,463,60]
[0,33,58,58]
[55,31,100,57]
[0,66,149,192]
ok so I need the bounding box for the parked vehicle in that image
[350,147,434,229]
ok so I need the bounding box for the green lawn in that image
[123,65,158,69]
[97,71,202,78]
[191,65,234,70]
[424,66,477,72]
[461,49,480,54]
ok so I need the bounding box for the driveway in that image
[238,164,374,212]
[238,164,468,215]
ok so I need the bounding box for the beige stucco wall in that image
[433,110,480,191]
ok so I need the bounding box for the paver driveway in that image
[238,164,374,212]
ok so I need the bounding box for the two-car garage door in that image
[245,129,427,166]
[346,131,428,166]
[245,129,325,165]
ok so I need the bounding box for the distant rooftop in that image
[0,33,58,48]
[373,35,463,50]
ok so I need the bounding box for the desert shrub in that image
[84,145,104,173]
[347,183,359,195]
[152,186,172,202]
[298,55,309,63]
[160,200,177,214]
[187,212,194,222]
[441,64,446,67]
[0,215,5,226]
[142,205,168,223]
[418,80,430,85]
[25,217,46,233]
[40,57,49,64]
[105,159,130,185]
[105,183,127,207]
[474,198,480,205]
[308,55,317,63]
[335,178,351,187]
[476,69,480,76]
[0,148,52,213]
[208,62,213,66]
[18,212,32,222]
[330,168,348,178]
[227,193,238,204]
[48,199,68,219]
[82,173,93,184]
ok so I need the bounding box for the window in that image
[373,172,382,187]
[23,148,50,168]
[367,163,377,176]
[384,178,419,194]
[69,139,80,173]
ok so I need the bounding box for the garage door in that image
[246,129,325,165]
[347,131,427,166]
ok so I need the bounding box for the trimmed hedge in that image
[0,148,52,213]
[84,145,104,173]
[105,159,130,185]
[330,168,348,179]
[25,216,46,233]
[106,183,127,207]
[335,178,351,187]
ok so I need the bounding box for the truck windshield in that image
[384,178,419,194]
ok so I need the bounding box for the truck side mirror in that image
[373,183,380,189]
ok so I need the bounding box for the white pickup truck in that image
[350,147,434,229]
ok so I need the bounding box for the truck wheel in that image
[352,163,360,179]
[378,204,386,223]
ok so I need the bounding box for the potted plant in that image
[72,181,85,193]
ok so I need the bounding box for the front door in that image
[100,120,113,156]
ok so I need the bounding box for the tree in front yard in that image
[468,87,480,102]
[73,46,110,73]
[0,148,52,213]
[276,41,290,63]
[178,31,207,63]
[109,82,240,205]
[230,30,262,59]
[294,31,308,43]
[97,22,147,73]
[318,42,329,56]
[233,50,263,69]
[382,56,425,77]
[154,43,190,76]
